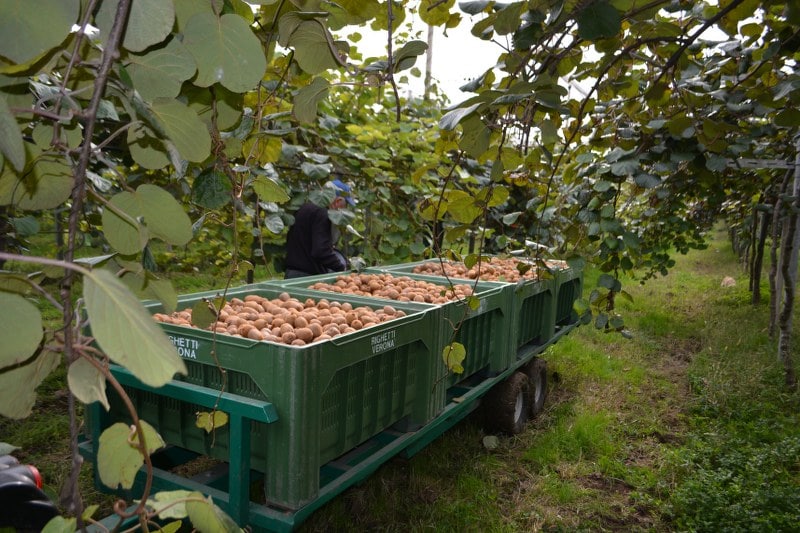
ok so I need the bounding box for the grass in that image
[299,225,799,531]
[2,225,799,531]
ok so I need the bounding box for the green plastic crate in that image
[98,285,441,510]
[377,260,556,351]
[509,277,555,350]
[553,266,583,328]
[265,270,514,383]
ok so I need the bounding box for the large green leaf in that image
[0,443,19,455]
[419,0,455,26]
[487,186,509,207]
[95,0,175,53]
[442,341,465,374]
[174,0,216,31]
[369,1,407,31]
[143,277,178,315]
[634,173,661,188]
[0,272,34,295]
[494,1,525,35]
[325,2,366,29]
[610,159,640,176]
[136,184,192,242]
[192,169,232,209]
[184,12,267,93]
[0,151,73,210]
[597,273,622,291]
[447,190,483,223]
[186,85,244,132]
[126,38,197,102]
[102,190,149,255]
[229,0,256,21]
[539,119,559,146]
[577,0,622,41]
[103,184,193,255]
[252,176,290,204]
[264,213,285,234]
[279,14,340,75]
[717,0,761,35]
[118,268,178,315]
[41,516,77,533]
[393,40,428,72]
[0,350,60,419]
[774,109,800,128]
[0,0,79,65]
[84,269,186,388]
[460,1,493,15]
[0,292,42,368]
[300,161,332,179]
[97,421,165,489]
[31,122,82,151]
[147,490,195,520]
[68,357,110,411]
[196,410,229,433]
[243,134,282,164]
[10,215,40,238]
[186,493,242,533]
[127,123,171,170]
[333,0,383,23]
[439,103,481,130]
[149,98,211,163]
[0,95,24,171]
[459,115,491,159]
[667,115,694,138]
[191,300,217,331]
[294,77,330,123]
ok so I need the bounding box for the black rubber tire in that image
[481,371,531,435]
[524,358,548,419]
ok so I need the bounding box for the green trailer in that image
[79,261,583,532]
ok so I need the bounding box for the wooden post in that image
[776,138,800,389]
[424,24,434,102]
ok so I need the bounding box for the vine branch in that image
[59,0,134,522]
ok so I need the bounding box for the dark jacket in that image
[285,202,346,276]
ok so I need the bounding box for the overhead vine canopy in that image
[0,0,796,334]
[437,0,798,271]
[0,0,797,269]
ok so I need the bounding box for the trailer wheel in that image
[525,358,548,418]
[481,371,530,435]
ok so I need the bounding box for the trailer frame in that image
[79,323,577,532]
[79,265,583,532]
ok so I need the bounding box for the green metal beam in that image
[110,365,278,424]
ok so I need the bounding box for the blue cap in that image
[330,179,356,206]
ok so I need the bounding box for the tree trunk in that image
[0,207,9,269]
[778,209,798,390]
[424,25,434,102]
[769,171,791,336]
[741,218,751,270]
[752,207,770,305]
[748,205,759,290]
[777,140,800,390]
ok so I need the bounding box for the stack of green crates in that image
[263,270,514,387]
[98,284,441,510]
[378,259,557,354]
[87,260,581,515]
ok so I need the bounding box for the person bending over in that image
[284,180,355,278]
